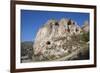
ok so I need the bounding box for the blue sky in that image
[21,10,89,42]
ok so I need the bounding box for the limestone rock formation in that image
[33,18,89,61]
[82,21,89,32]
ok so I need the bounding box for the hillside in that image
[21,41,33,62]
[32,18,90,61]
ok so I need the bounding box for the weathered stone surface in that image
[33,18,89,61]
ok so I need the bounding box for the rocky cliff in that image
[82,21,89,32]
[33,18,89,61]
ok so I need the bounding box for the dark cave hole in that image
[46,41,51,45]
[55,22,59,26]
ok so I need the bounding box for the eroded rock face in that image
[33,18,89,61]
[82,21,89,32]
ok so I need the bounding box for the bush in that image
[80,32,89,42]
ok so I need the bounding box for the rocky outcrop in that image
[33,18,89,61]
[82,21,89,32]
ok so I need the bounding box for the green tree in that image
[80,32,89,42]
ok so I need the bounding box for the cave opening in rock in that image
[55,22,59,26]
[68,19,71,25]
[73,22,75,25]
[46,41,51,45]
[76,28,79,32]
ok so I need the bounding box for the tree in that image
[80,32,89,42]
